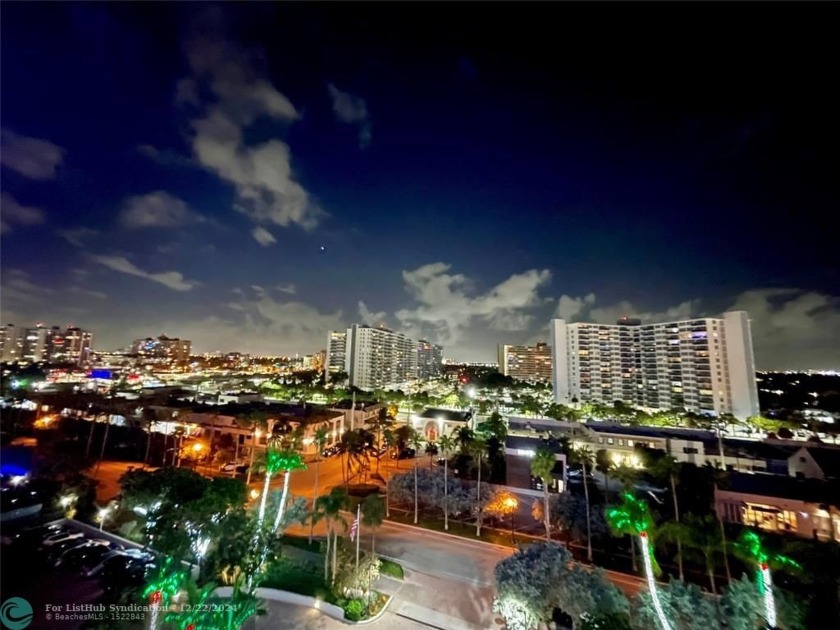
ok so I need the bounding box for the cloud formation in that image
[328,83,372,148]
[57,228,98,247]
[119,191,202,228]
[90,255,199,291]
[181,28,324,238]
[394,263,552,345]
[358,301,387,326]
[1,192,46,233]
[0,129,65,180]
[251,226,276,246]
[276,283,296,295]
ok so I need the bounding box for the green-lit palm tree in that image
[568,445,594,562]
[606,492,672,630]
[256,448,284,528]
[271,447,307,533]
[733,529,801,628]
[529,445,555,540]
[438,434,455,530]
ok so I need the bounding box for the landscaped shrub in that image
[343,598,366,621]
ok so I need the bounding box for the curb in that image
[351,594,393,626]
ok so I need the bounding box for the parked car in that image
[85,549,153,578]
[219,462,249,473]
[392,448,416,460]
[43,538,90,564]
[321,446,338,458]
[55,541,116,570]
[41,530,84,547]
[435,457,447,467]
[100,556,157,594]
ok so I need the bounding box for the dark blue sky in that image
[1,3,837,368]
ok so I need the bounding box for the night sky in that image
[1,3,837,369]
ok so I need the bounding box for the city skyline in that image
[1,4,838,369]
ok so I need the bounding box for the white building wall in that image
[723,311,760,419]
[550,319,569,403]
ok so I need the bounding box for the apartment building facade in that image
[324,330,347,380]
[345,324,417,391]
[498,342,553,382]
[551,311,760,418]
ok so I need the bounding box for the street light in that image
[98,506,111,531]
[504,495,519,543]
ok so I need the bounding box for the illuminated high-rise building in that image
[551,311,760,419]
[325,331,348,380]
[498,342,552,382]
[345,324,416,391]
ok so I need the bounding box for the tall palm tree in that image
[614,463,640,571]
[606,492,672,630]
[256,448,284,528]
[315,487,350,586]
[568,445,594,562]
[309,426,330,543]
[271,447,307,533]
[438,434,455,531]
[454,425,475,454]
[653,455,684,581]
[469,437,488,536]
[530,445,555,540]
[733,529,801,628]
[595,448,615,503]
[410,429,423,524]
[425,441,439,469]
[361,493,385,556]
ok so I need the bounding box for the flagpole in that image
[355,503,361,569]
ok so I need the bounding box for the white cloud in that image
[726,288,840,370]
[57,227,98,247]
[588,299,698,326]
[0,129,64,180]
[358,301,387,326]
[68,286,108,300]
[328,83,372,148]
[181,30,323,237]
[252,226,277,246]
[1,192,46,232]
[394,263,552,345]
[276,283,296,295]
[119,191,202,228]
[555,293,596,320]
[136,144,193,168]
[90,255,199,292]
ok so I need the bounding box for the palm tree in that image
[595,448,615,503]
[733,529,801,628]
[256,448,284,528]
[613,463,641,570]
[469,437,488,536]
[361,493,385,556]
[309,426,330,543]
[271,447,307,533]
[606,492,672,630]
[314,486,350,585]
[371,408,393,473]
[454,425,475,454]
[483,411,508,441]
[410,429,423,524]
[530,446,555,540]
[425,441,439,469]
[568,445,594,562]
[438,434,455,531]
[652,455,684,581]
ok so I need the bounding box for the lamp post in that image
[504,495,519,543]
[98,506,111,531]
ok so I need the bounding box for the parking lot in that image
[1,519,153,629]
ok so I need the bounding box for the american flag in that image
[349,514,359,542]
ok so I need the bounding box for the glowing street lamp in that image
[97,506,111,531]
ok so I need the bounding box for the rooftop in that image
[416,407,472,422]
[721,472,840,506]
